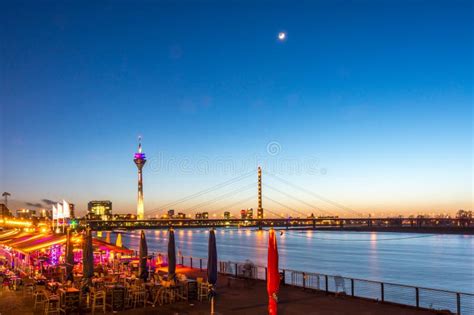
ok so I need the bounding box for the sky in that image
[1,0,472,217]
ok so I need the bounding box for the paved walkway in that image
[0,270,438,315]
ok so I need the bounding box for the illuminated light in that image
[278,32,287,41]
[50,244,61,265]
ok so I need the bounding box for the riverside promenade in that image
[0,269,439,315]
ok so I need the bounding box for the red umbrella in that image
[267,229,279,315]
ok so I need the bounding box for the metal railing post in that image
[416,288,419,308]
[302,272,306,289]
[351,279,354,296]
[281,269,286,285]
[190,257,193,269]
[235,263,238,277]
[325,275,329,293]
[265,267,267,281]
[181,256,184,266]
[457,293,461,315]
[200,258,202,271]
[381,283,384,302]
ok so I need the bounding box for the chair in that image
[131,285,146,308]
[23,278,35,296]
[44,294,60,315]
[197,278,210,301]
[34,286,48,310]
[124,286,133,308]
[90,287,106,314]
[152,286,165,306]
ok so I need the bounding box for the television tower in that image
[134,137,146,220]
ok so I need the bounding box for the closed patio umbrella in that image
[65,228,74,282]
[267,229,279,315]
[139,230,148,281]
[105,232,111,244]
[167,228,176,281]
[81,228,94,296]
[207,229,218,314]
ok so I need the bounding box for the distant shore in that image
[290,226,474,235]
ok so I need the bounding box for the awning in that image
[93,238,134,254]
[1,231,134,255]
[14,234,67,254]
[0,229,24,241]
[1,233,45,247]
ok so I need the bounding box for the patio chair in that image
[23,277,35,296]
[44,294,60,315]
[197,278,211,301]
[34,286,48,310]
[131,285,146,308]
[90,287,106,314]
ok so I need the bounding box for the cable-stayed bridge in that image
[81,168,472,232]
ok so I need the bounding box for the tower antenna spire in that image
[138,136,142,153]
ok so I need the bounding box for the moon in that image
[278,32,286,41]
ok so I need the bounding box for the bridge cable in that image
[264,184,333,216]
[264,196,309,218]
[211,195,256,216]
[263,170,363,217]
[182,183,255,213]
[147,170,254,215]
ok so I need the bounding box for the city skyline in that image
[1,1,472,215]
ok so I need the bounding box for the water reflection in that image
[101,229,474,293]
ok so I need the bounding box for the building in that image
[224,211,231,220]
[0,203,12,218]
[202,212,209,219]
[16,208,36,219]
[87,200,112,220]
[69,203,75,218]
[247,208,254,219]
[39,208,49,219]
[133,137,146,220]
[177,212,186,219]
[195,213,202,219]
[167,209,175,218]
[240,209,247,220]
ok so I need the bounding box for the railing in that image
[179,255,474,315]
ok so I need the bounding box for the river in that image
[103,228,474,293]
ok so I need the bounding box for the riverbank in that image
[0,269,441,315]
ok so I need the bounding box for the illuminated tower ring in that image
[134,137,146,220]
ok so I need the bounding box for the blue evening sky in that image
[1,1,472,217]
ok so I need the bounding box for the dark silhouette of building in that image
[0,203,12,218]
